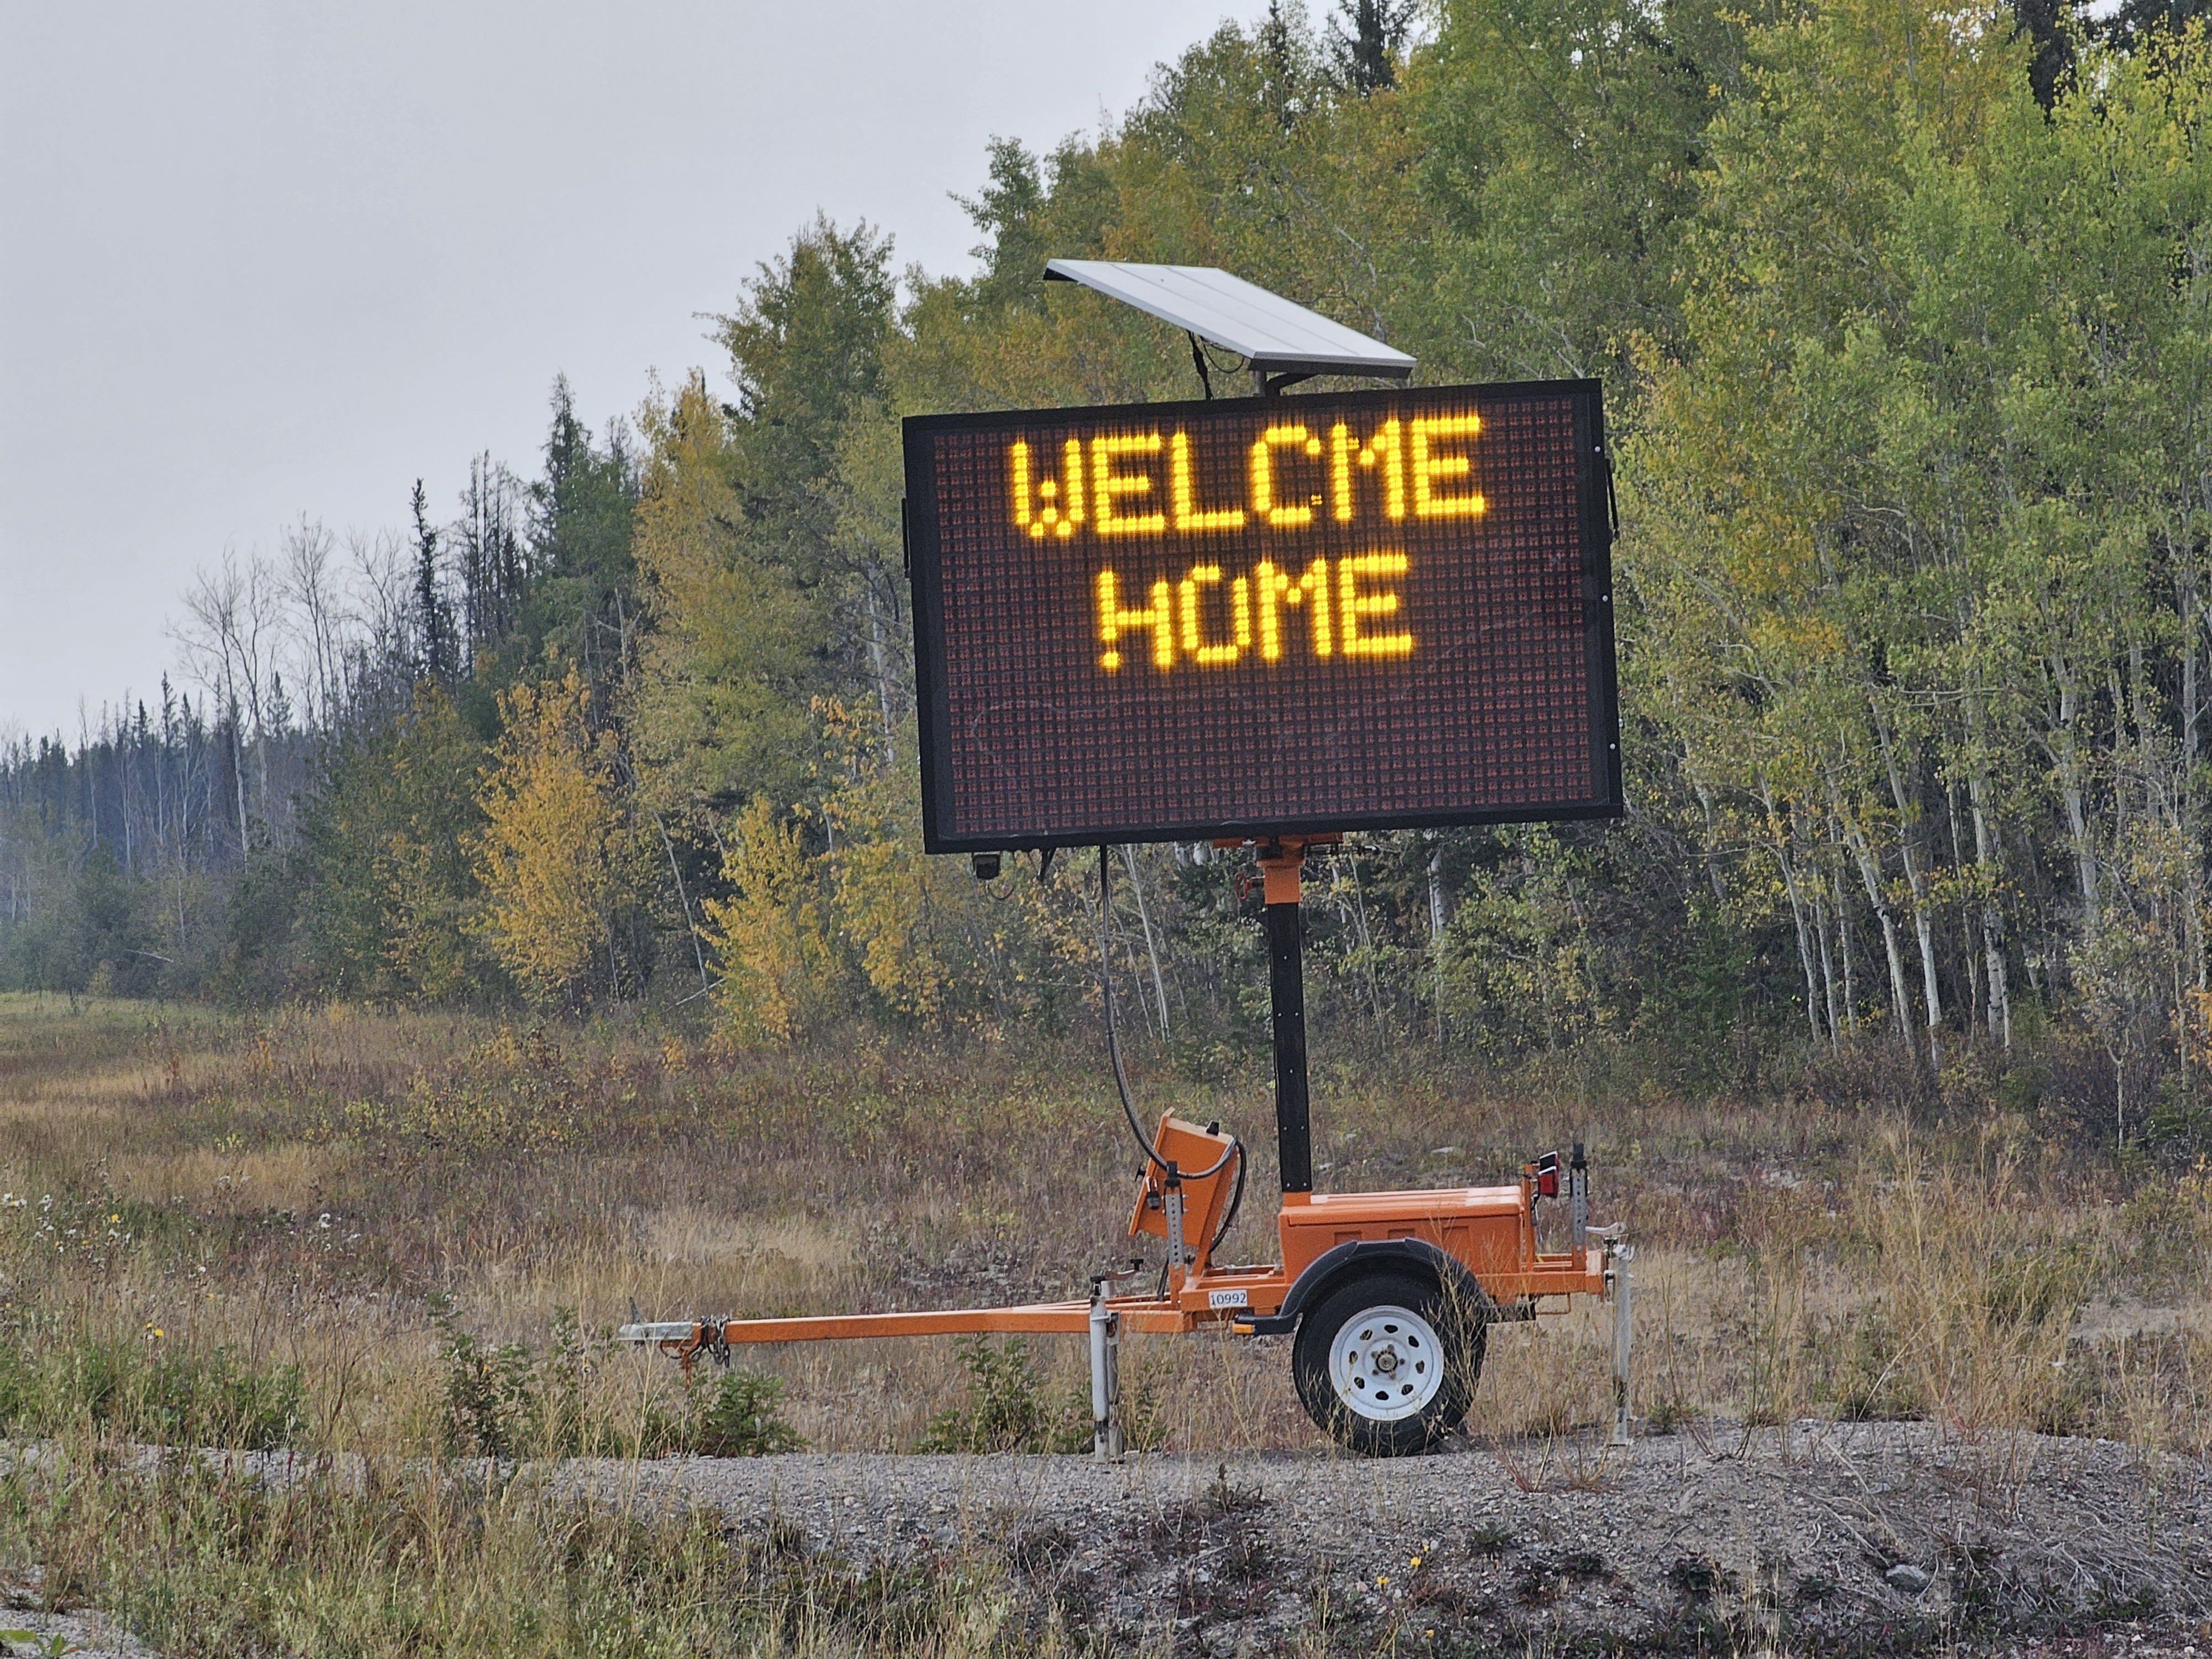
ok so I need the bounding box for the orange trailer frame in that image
[623,839,1633,1455]
[622,1168,1611,1350]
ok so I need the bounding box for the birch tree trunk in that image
[1812,848,1840,1047]
[1871,701,1943,1066]
[864,582,897,773]
[1948,782,1983,1032]
[2046,662,2100,927]
[1830,820,1858,1031]
[1835,785,1917,1061]
[1966,779,2011,1048]
[1119,844,1171,1041]
[1760,778,1825,1045]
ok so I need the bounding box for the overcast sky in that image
[0,2,1264,741]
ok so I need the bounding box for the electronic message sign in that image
[903,380,1619,852]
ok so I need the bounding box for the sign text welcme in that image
[1006,414,1487,672]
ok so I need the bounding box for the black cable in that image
[1098,846,1238,1183]
[1209,1139,1246,1255]
[1188,331,1213,399]
[1183,331,1249,399]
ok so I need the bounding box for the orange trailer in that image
[625,839,1631,1458]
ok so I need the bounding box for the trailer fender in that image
[1235,1238,1495,1335]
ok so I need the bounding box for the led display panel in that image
[904,380,1620,852]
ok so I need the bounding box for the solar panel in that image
[1044,260,1417,380]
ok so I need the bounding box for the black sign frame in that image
[902,379,1621,853]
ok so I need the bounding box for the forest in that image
[7,0,2211,1142]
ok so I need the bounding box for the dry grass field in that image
[0,993,2204,1653]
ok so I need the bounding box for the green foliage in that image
[434,1303,544,1460]
[627,378,818,825]
[0,1330,302,1451]
[719,219,897,585]
[212,847,309,1003]
[689,1368,806,1458]
[69,847,159,997]
[431,1303,803,1459]
[0,841,172,1000]
[916,1337,1086,1454]
[1328,0,1417,93]
[517,377,640,700]
[1634,895,1749,1079]
[1439,830,1609,1055]
[434,1300,613,1459]
[1411,0,1735,380]
[298,686,489,1001]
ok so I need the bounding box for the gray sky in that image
[0,2,1262,741]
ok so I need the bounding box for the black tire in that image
[1291,1270,1486,1456]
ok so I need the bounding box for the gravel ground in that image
[9,1425,2206,1655]
[0,1585,152,1658]
[578,1421,2212,1655]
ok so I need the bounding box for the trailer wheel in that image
[1292,1271,1484,1456]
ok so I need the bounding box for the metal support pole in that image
[1089,1279,1124,1460]
[1164,1170,1189,1276]
[1609,1241,1634,1447]
[1264,888,1312,1194]
[1569,1142,1588,1251]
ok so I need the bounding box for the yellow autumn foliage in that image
[471,671,635,1006]
[826,764,959,1022]
[818,702,1076,1029]
[702,701,1086,1042]
[701,796,838,1045]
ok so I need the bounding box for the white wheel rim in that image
[1328,1303,1445,1422]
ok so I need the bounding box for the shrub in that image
[688,1368,805,1457]
[433,1305,804,1459]
[916,1337,1083,1454]
[434,1299,543,1458]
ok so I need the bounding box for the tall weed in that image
[0,1443,1001,1657]
[1858,1147,2093,1433]
[432,1303,803,1459]
[0,1327,301,1450]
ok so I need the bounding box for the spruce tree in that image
[1327,0,1414,93]
[410,479,451,684]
